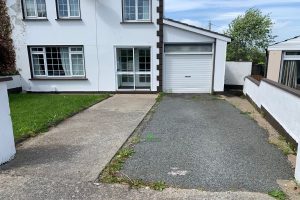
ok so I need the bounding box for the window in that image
[279,51,300,89]
[164,44,213,53]
[139,74,150,83]
[116,47,151,90]
[56,0,80,19]
[29,46,85,78]
[123,0,151,22]
[22,0,47,19]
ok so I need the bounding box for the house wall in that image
[267,50,282,82]
[6,0,160,92]
[0,81,16,165]
[164,25,215,43]
[225,62,252,86]
[214,39,228,92]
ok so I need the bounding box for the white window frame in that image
[115,46,152,91]
[57,0,81,19]
[281,51,300,87]
[164,43,214,55]
[283,51,300,61]
[123,0,151,22]
[23,0,47,19]
[30,46,85,78]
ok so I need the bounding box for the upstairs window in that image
[123,0,151,22]
[56,0,81,19]
[22,0,47,19]
[29,46,85,78]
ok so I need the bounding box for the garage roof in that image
[268,35,300,51]
[163,18,231,42]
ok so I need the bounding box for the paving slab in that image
[0,94,157,199]
[121,94,294,192]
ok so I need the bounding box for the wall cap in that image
[245,76,300,98]
[0,77,13,82]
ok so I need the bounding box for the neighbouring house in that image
[6,0,231,93]
[267,35,300,89]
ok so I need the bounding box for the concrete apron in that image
[0,95,156,185]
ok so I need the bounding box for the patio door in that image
[116,47,151,91]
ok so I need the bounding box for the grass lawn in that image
[9,93,110,142]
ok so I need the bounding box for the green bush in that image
[0,1,16,75]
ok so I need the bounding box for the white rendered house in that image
[6,0,231,93]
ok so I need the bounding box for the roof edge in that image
[163,18,231,42]
[269,35,300,47]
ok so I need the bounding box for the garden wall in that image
[244,76,300,181]
[0,77,16,165]
[225,62,252,86]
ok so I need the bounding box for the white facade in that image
[7,0,230,93]
[225,62,252,86]
[7,0,160,92]
[0,79,16,165]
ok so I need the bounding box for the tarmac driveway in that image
[121,94,294,192]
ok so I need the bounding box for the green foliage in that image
[156,92,165,102]
[9,93,109,142]
[268,190,286,200]
[151,181,167,191]
[0,1,16,75]
[226,8,276,64]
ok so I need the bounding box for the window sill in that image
[30,77,88,81]
[23,18,49,21]
[120,21,153,24]
[56,18,82,21]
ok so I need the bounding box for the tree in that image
[0,0,16,76]
[225,8,276,64]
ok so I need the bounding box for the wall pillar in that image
[0,77,16,165]
[295,147,300,182]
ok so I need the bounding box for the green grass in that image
[9,93,110,142]
[156,92,165,102]
[268,190,287,200]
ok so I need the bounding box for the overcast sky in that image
[165,0,300,42]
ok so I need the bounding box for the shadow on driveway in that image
[121,94,294,192]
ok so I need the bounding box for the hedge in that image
[0,1,16,76]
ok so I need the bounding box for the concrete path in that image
[122,94,294,193]
[0,94,157,199]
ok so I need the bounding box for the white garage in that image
[163,19,231,93]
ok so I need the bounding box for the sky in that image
[165,0,300,42]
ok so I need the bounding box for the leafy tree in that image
[225,8,276,64]
[0,0,16,75]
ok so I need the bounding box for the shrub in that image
[0,1,16,76]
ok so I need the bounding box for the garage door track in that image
[121,94,294,192]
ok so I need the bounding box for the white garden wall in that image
[244,77,300,181]
[0,79,16,165]
[244,77,300,143]
[5,75,22,90]
[225,62,252,86]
